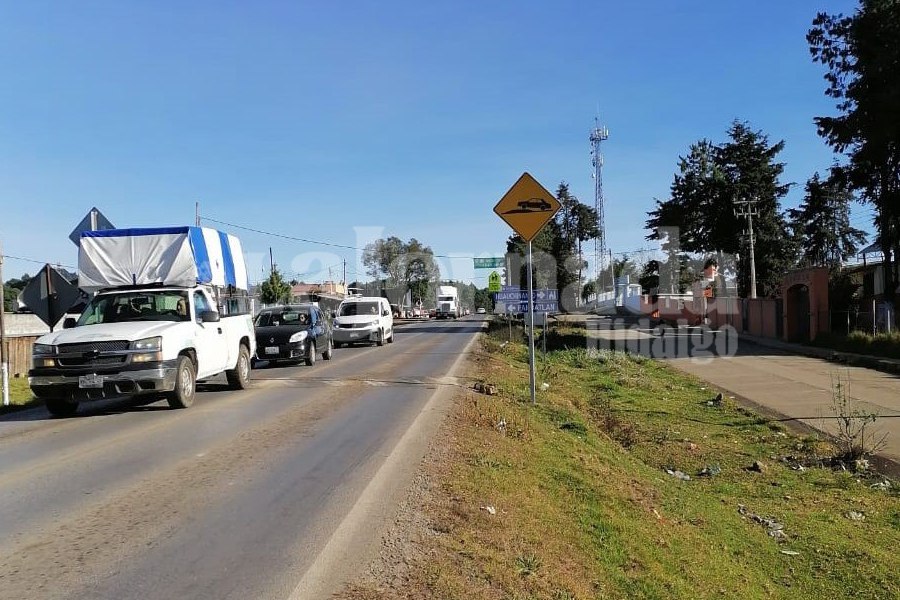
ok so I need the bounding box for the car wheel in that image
[323,338,333,360]
[226,344,251,390]
[387,330,394,343]
[306,341,317,366]
[376,329,385,346]
[46,397,79,418]
[167,355,196,409]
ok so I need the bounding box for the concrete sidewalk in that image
[740,334,900,376]
[669,336,900,465]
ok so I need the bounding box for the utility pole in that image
[608,249,615,295]
[342,259,346,294]
[195,201,201,227]
[0,241,8,406]
[269,247,275,276]
[734,197,759,299]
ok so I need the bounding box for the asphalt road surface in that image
[0,318,485,600]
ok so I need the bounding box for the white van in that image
[332,296,394,347]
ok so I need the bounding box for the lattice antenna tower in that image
[590,117,609,287]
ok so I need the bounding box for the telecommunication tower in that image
[590,118,609,289]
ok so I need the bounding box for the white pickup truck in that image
[28,226,256,417]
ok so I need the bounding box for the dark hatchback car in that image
[253,304,333,366]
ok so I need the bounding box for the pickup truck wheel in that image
[305,341,317,366]
[323,338,333,360]
[387,330,394,344]
[167,356,196,409]
[226,345,251,390]
[376,329,385,347]
[46,398,78,418]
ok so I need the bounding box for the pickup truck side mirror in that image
[382,310,390,317]
[200,310,221,323]
[63,317,77,329]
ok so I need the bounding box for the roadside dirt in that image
[331,352,490,599]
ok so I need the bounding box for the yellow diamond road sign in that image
[493,172,560,242]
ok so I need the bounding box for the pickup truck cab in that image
[29,285,255,416]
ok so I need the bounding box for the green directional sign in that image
[488,271,501,293]
[474,257,504,269]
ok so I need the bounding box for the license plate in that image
[78,374,104,389]
[265,346,280,355]
[349,332,359,339]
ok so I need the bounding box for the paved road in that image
[0,318,484,600]
[669,338,900,464]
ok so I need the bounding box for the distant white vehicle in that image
[476,307,486,314]
[435,286,460,319]
[332,296,394,347]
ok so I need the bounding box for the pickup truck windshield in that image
[77,291,191,325]
[340,302,379,316]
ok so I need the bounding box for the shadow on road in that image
[1,381,236,423]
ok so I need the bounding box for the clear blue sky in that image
[0,0,867,285]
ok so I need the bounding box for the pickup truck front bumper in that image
[29,360,179,401]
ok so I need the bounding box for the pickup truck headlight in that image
[367,320,379,328]
[131,336,163,363]
[289,331,308,344]
[32,344,57,367]
[132,337,162,351]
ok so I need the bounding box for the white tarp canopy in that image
[78,226,249,291]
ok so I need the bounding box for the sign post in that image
[0,242,7,406]
[493,172,560,404]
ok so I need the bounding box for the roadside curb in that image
[740,334,900,376]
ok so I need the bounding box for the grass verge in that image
[0,377,39,414]
[344,328,900,599]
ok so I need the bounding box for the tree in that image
[555,183,599,304]
[613,255,639,279]
[362,236,405,284]
[403,238,439,306]
[646,121,797,297]
[361,237,440,305]
[581,280,596,302]
[808,2,900,302]
[507,183,600,311]
[788,170,867,268]
[474,287,494,310]
[259,266,292,305]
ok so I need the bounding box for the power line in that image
[0,254,76,270]
[201,216,466,260]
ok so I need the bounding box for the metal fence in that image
[830,304,896,336]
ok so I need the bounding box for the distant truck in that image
[435,286,460,319]
[29,227,256,417]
